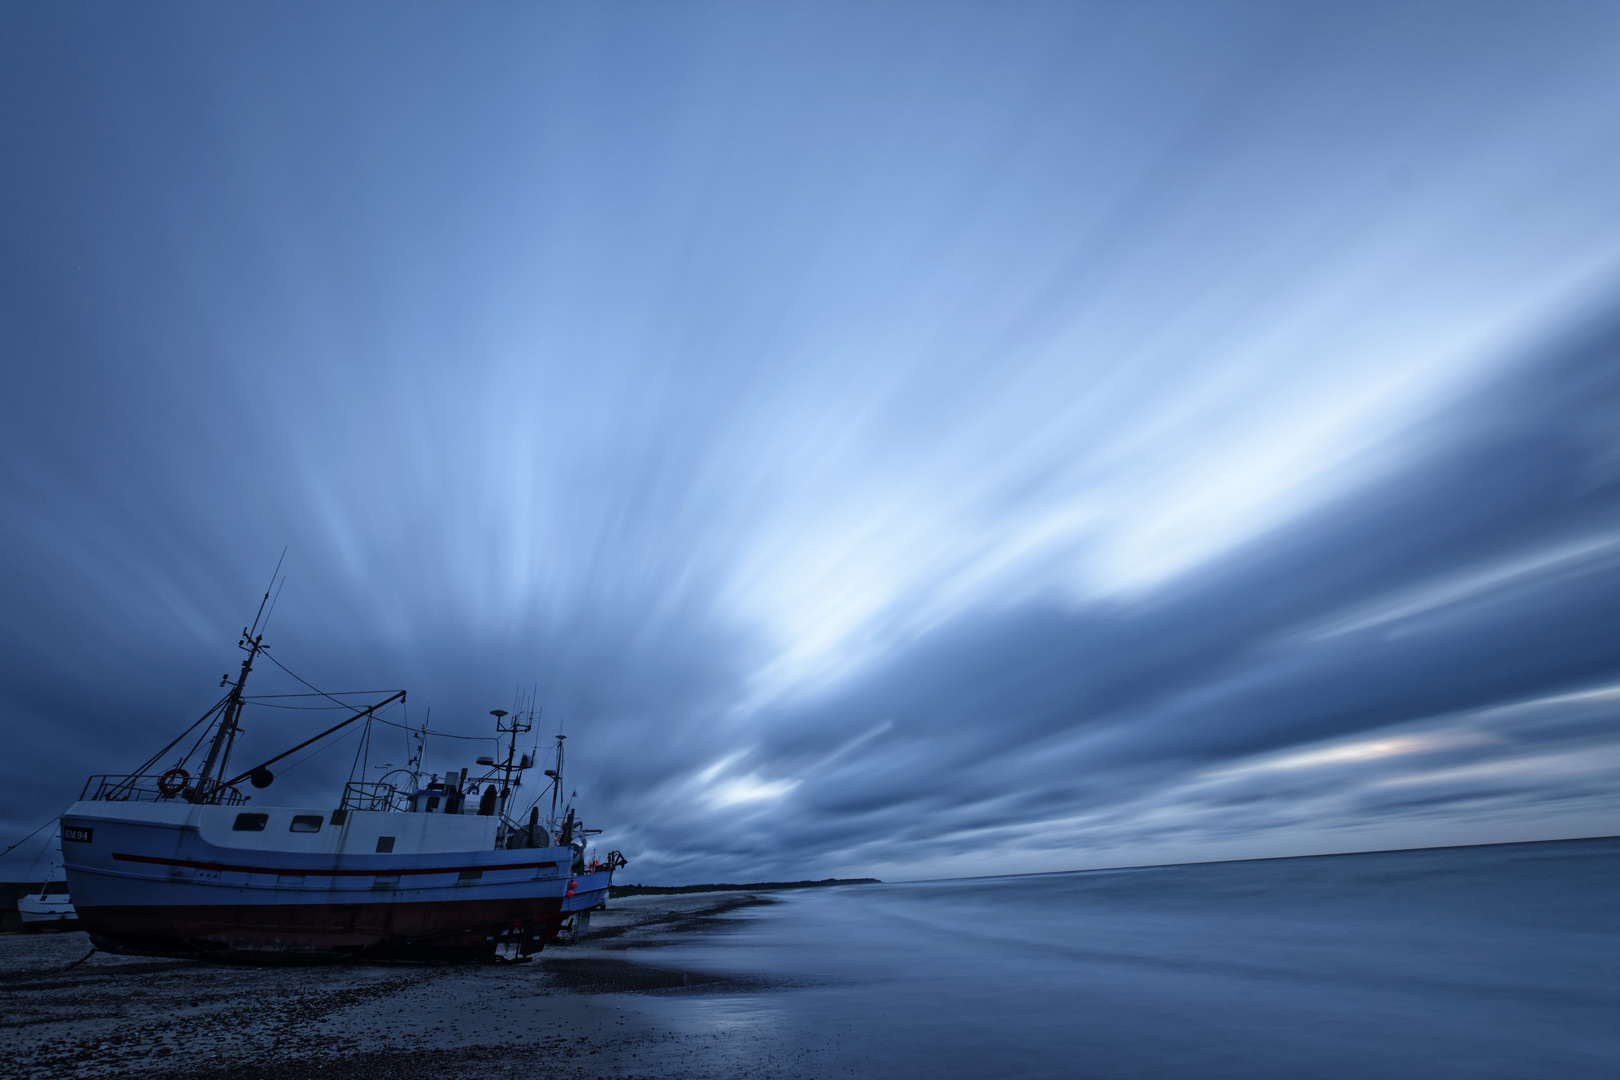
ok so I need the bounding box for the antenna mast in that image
[194,558,282,801]
[491,704,532,818]
[546,728,567,823]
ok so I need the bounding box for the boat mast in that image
[546,731,566,823]
[492,703,533,818]
[195,571,277,801]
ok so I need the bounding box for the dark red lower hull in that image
[81,895,565,962]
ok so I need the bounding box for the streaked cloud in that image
[2,3,1619,880]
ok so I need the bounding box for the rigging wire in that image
[0,817,58,862]
[124,693,231,778]
[373,714,492,740]
[267,722,365,779]
[261,650,490,742]
[262,650,387,709]
[178,717,218,770]
[245,691,398,698]
[21,824,55,881]
[401,703,415,774]
[347,712,373,788]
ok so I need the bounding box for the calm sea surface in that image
[619,838,1620,1078]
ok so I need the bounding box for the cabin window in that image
[232,813,268,832]
[458,869,483,881]
[42,882,69,895]
[425,796,440,812]
[330,809,347,825]
[289,815,322,833]
[376,836,395,853]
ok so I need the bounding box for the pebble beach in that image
[1,893,796,1080]
[6,841,1617,1080]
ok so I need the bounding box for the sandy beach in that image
[1,893,805,1080]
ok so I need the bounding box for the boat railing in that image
[340,781,408,813]
[79,774,251,806]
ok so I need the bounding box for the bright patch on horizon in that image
[1208,732,1500,778]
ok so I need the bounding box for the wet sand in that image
[0,893,807,1080]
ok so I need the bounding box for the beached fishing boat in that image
[58,591,623,962]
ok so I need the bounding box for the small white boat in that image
[17,859,80,932]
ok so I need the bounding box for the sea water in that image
[623,838,1620,1078]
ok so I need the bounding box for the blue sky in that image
[3,2,1620,881]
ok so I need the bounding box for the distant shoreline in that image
[609,877,880,897]
[892,833,1620,886]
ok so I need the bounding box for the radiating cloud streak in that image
[2,3,1620,879]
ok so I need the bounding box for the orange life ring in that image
[157,768,190,797]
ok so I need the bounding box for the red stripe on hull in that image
[80,895,565,962]
[111,851,559,877]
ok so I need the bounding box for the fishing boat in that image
[58,589,624,962]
